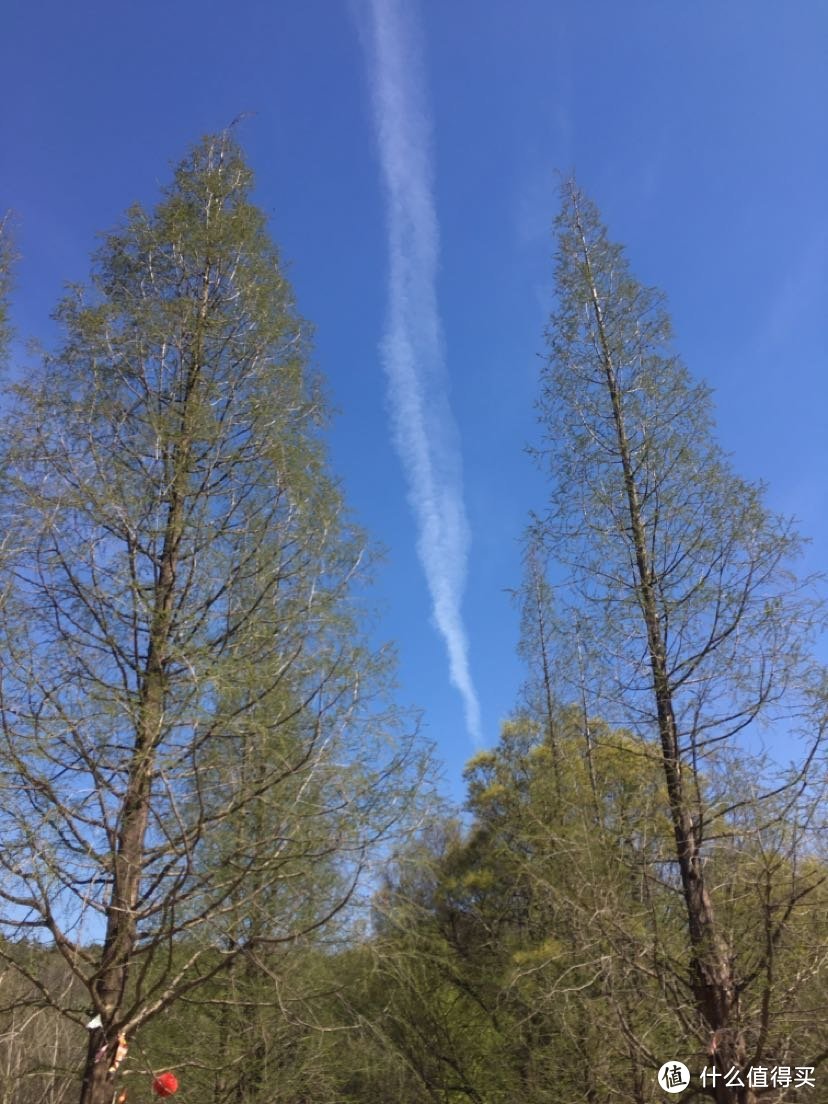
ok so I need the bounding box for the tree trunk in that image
[573,197,755,1104]
[78,1031,116,1104]
[77,343,198,1104]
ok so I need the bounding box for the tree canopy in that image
[0,134,425,1104]
[0,147,826,1104]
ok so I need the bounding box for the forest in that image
[0,133,826,1104]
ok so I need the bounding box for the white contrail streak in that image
[360,0,482,743]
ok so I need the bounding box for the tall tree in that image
[531,180,827,1103]
[0,134,422,1104]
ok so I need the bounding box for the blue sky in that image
[2,1,827,797]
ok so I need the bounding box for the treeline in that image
[3,710,826,1103]
[0,138,826,1104]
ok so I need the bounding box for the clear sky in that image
[2,1,827,798]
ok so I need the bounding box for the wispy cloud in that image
[358,0,482,744]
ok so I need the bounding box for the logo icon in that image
[658,1061,690,1093]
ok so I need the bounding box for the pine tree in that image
[0,135,422,1104]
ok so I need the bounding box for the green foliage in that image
[0,135,426,1104]
[526,179,828,1096]
[535,181,820,761]
[341,713,681,1104]
[2,141,827,1104]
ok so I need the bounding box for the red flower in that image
[152,1072,179,1097]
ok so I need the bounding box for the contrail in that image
[359,0,482,744]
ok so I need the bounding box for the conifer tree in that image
[531,180,826,1103]
[0,135,421,1104]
